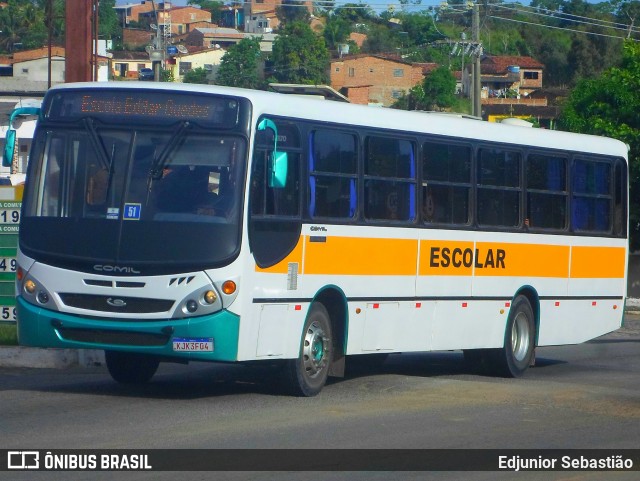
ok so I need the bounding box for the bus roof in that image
[47,82,629,160]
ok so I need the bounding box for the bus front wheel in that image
[494,295,535,377]
[282,302,333,397]
[105,350,160,384]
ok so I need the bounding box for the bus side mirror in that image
[270,150,288,189]
[3,107,40,167]
[257,118,288,188]
[3,129,16,167]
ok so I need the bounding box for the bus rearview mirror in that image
[257,117,288,188]
[3,106,41,167]
[3,129,16,167]
[269,150,288,188]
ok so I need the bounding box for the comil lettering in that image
[429,246,506,269]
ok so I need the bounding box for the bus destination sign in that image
[45,90,241,128]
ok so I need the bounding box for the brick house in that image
[185,27,245,49]
[185,28,277,53]
[243,0,313,33]
[158,6,212,35]
[114,1,156,26]
[462,55,544,102]
[122,28,154,50]
[331,55,437,106]
[111,50,153,79]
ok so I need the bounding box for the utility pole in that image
[65,0,92,82]
[472,2,481,118]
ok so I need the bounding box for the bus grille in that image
[58,293,174,314]
[58,327,169,346]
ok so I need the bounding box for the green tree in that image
[216,37,265,89]
[276,0,311,28]
[362,23,399,53]
[559,41,640,249]
[422,66,457,109]
[182,66,209,84]
[99,0,120,41]
[334,3,375,23]
[269,21,330,84]
[322,15,352,52]
[392,66,456,111]
[0,0,48,52]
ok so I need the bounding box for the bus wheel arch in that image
[281,286,348,396]
[465,288,538,377]
[308,286,348,378]
[496,289,538,377]
[282,301,333,396]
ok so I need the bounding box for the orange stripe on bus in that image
[474,242,570,278]
[256,235,626,280]
[305,236,418,276]
[570,246,626,278]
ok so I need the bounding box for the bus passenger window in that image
[571,159,612,232]
[422,142,471,225]
[614,161,626,236]
[309,130,357,219]
[477,148,521,227]
[526,153,567,230]
[364,136,416,222]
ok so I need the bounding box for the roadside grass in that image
[0,325,18,346]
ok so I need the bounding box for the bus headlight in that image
[176,286,222,319]
[204,290,217,304]
[24,279,37,294]
[185,300,198,313]
[21,274,54,308]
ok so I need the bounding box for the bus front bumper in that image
[16,296,240,362]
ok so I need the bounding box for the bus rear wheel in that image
[282,302,333,397]
[493,295,535,377]
[105,350,160,384]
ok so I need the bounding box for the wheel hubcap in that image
[302,320,329,378]
[511,312,530,362]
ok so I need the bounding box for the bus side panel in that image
[537,299,623,346]
[430,300,504,351]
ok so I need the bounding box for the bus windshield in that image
[21,123,247,275]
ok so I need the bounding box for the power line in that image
[487,14,637,41]
[488,3,640,35]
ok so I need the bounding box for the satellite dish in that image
[177,44,188,54]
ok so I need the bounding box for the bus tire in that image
[493,295,535,377]
[105,350,160,384]
[282,302,333,397]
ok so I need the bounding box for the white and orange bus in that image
[9,82,628,396]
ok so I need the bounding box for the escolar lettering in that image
[429,247,506,269]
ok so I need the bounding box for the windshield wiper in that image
[83,117,111,171]
[149,121,192,179]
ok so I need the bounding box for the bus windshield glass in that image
[21,122,247,275]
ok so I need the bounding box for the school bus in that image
[9,82,628,395]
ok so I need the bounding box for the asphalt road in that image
[0,315,638,481]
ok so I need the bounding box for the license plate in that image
[172,337,214,352]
